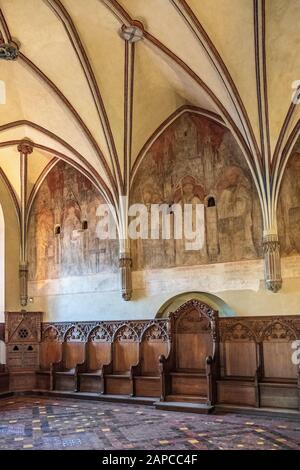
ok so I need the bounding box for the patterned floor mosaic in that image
[0,396,299,450]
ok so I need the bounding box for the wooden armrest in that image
[50,360,63,372]
[159,351,173,373]
[254,364,262,383]
[76,360,88,373]
[205,355,213,374]
[130,360,142,377]
[102,361,113,375]
[158,354,167,373]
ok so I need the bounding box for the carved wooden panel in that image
[219,316,300,342]
[62,342,85,370]
[5,311,43,374]
[141,324,169,375]
[5,311,42,344]
[223,342,257,377]
[113,325,139,373]
[171,300,217,371]
[220,322,258,377]
[86,342,111,371]
[39,341,62,370]
[42,319,170,343]
[219,316,300,381]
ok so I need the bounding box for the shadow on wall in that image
[155,291,236,318]
[0,340,5,364]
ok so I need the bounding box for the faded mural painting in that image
[28,161,118,281]
[278,151,300,255]
[131,113,263,270]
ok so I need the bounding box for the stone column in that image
[18,140,33,306]
[263,233,282,293]
[118,24,143,301]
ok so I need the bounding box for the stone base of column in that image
[263,234,282,293]
[19,262,28,307]
[119,253,132,301]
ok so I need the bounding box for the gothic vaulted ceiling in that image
[0,0,300,231]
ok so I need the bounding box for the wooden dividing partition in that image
[0,364,9,392]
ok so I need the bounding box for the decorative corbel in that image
[263,233,282,293]
[18,140,33,306]
[119,252,132,301]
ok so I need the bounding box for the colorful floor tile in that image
[0,397,299,450]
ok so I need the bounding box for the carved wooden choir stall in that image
[158,301,218,409]
[1,303,300,413]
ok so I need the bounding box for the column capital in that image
[17,139,34,155]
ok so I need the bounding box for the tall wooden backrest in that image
[63,326,85,370]
[112,325,139,373]
[40,327,62,369]
[221,323,258,377]
[171,300,218,372]
[262,321,298,380]
[87,326,112,371]
[40,342,62,369]
[141,323,170,376]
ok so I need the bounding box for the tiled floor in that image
[0,396,299,450]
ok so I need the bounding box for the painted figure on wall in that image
[131,112,262,270]
[278,151,300,254]
[61,201,83,275]
[28,161,118,281]
[35,190,54,280]
[216,166,257,261]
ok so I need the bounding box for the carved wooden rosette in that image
[18,140,33,307]
[119,253,132,301]
[263,233,282,293]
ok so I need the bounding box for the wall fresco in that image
[278,151,300,255]
[131,113,263,270]
[28,161,118,281]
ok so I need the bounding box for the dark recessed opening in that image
[54,225,61,235]
[207,197,216,208]
[82,220,88,230]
